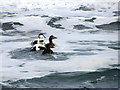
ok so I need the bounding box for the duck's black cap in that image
[39,33,44,35]
[38,33,46,38]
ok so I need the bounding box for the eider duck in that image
[31,33,46,51]
[31,33,46,46]
[42,35,57,54]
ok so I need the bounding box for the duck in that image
[31,40,46,51]
[31,33,46,51]
[42,35,57,54]
[31,33,46,46]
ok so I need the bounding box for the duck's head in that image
[46,35,57,48]
[38,33,46,39]
[49,35,57,40]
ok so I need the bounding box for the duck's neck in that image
[49,38,53,43]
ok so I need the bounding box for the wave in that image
[96,21,120,30]
[3,68,119,88]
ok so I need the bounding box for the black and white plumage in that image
[31,43,45,51]
[31,33,46,51]
[31,33,46,46]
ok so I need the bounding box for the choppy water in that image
[0,0,119,88]
[2,68,120,88]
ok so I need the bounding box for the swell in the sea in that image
[1,68,119,88]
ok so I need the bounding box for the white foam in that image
[0,0,119,82]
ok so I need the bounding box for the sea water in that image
[0,0,119,88]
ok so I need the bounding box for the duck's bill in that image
[53,37,57,39]
[43,35,46,38]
